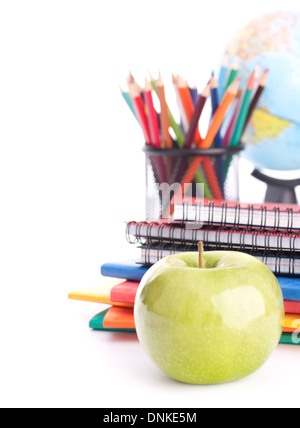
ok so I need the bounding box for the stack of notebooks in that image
[69,198,300,346]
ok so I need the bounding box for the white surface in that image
[0,0,300,408]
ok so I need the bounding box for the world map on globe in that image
[226,10,300,171]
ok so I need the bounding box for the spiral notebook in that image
[139,243,300,277]
[126,221,300,252]
[172,197,300,231]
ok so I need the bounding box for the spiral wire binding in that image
[287,207,294,233]
[233,202,241,228]
[128,217,300,275]
[146,222,159,245]
[273,207,280,232]
[126,221,138,244]
[220,202,228,228]
[179,200,300,231]
[260,205,267,231]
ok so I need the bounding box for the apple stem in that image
[198,241,204,269]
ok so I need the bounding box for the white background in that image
[0,0,300,408]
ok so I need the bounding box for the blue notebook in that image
[101,259,300,301]
[101,259,148,282]
[277,277,300,301]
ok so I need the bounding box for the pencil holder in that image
[144,146,244,220]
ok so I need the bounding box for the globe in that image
[226,10,300,171]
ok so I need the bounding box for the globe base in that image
[252,169,300,204]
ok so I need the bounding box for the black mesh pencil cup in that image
[144,146,244,220]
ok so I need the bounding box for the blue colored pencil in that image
[210,73,224,196]
[120,87,138,121]
[217,52,229,100]
[189,86,198,106]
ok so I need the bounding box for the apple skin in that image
[134,251,284,384]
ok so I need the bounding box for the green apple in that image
[134,250,284,384]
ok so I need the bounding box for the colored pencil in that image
[177,78,240,188]
[156,73,173,149]
[143,79,161,148]
[150,74,185,147]
[129,82,167,184]
[169,82,210,185]
[243,68,268,133]
[210,73,223,148]
[224,56,239,91]
[129,83,151,144]
[172,74,190,134]
[177,76,202,145]
[189,85,198,106]
[210,73,224,196]
[230,72,255,147]
[201,157,224,200]
[202,77,240,149]
[218,52,229,100]
[183,82,210,149]
[127,71,143,93]
[223,88,244,147]
[120,87,138,121]
[194,169,213,199]
[224,73,256,177]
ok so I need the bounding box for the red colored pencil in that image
[143,79,161,148]
[129,83,151,144]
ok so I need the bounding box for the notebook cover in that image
[173,196,300,212]
[101,259,148,282]
[285,300,300,314]
[283,313,300,330]
[277,277,300,301]
[280,333,300,345]
[110,281,139,305]
[89,308,135,332]
[172,197,300,230]
[89,307,298,337]
[101,260,300,302]
[89,307,135,331]
[103,306,135,329]
[70,279,299,318]
[68,280,137,308]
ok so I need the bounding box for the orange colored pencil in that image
[177,76,202,145]
[179,78,240,187]
[200,77,240,149]
[172,74,189,133]
[156,73,172,149]
[202,157,224,200]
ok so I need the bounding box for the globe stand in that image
[252,169,300,204]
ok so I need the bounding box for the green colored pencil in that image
[230,72,255,147]
[150,76,185,148]
[194,169,213,199]
[225,56,239,92]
